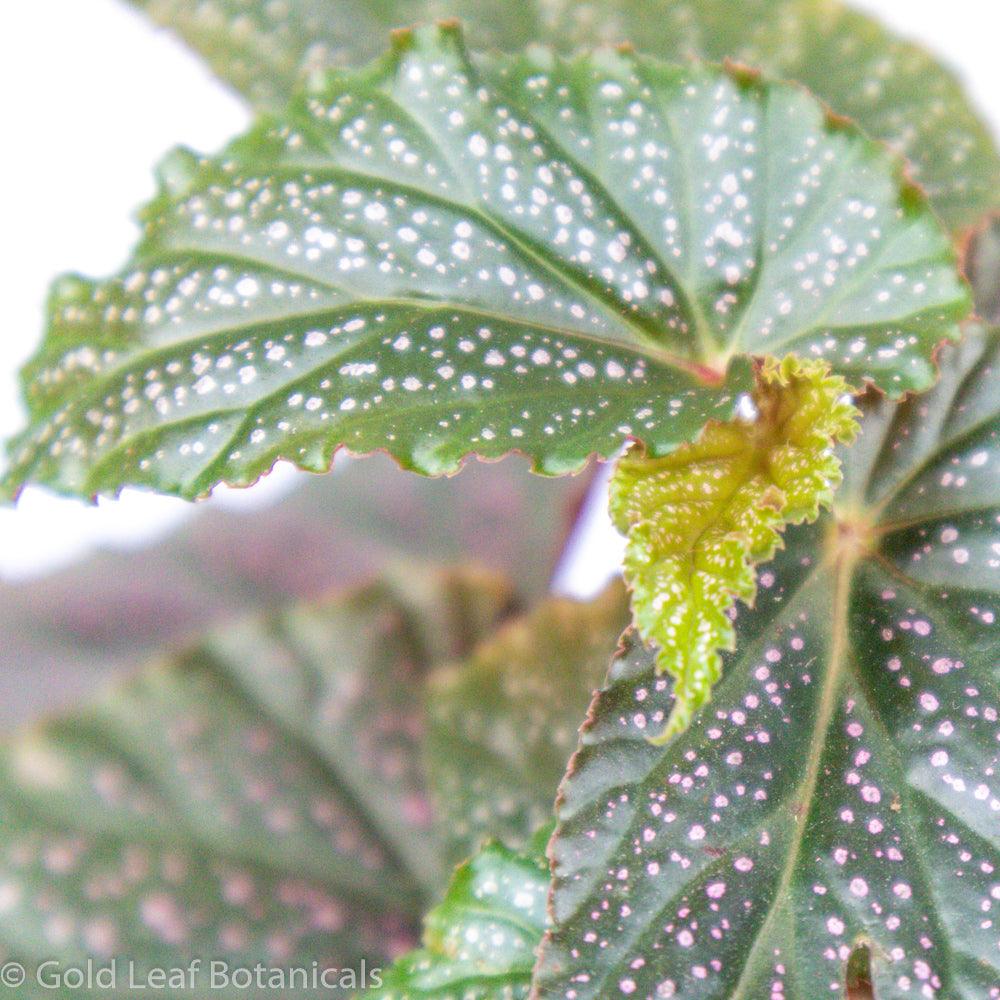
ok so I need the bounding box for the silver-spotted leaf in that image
[425,583,629,864]
[3,27,968,501]
[0,567,510,997]
[365,833,550,1000]
[610,357,859,740]
[128,0,1000,232]
[533,326,1000,999]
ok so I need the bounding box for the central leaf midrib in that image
[726,559,851,1000]
[843,582,956,986]
[635,60,719,359]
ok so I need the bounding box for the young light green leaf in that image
[127,0,1000,231]
[2,26,967,502]
[533,327,1000,999]
[425,583,629,864]
[365,834,550,1000]
[610,356,859,740]
[0,567,510,997]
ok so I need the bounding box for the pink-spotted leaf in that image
[128,0,1000,232]
[532,326,1000,999]
[0,567,510,997]
[2,26,968,501]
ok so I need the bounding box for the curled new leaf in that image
[610,357,859,739]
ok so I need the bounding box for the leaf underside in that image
[610,356,859,740]
[366,834,550,1000]
[533,326,1000,999]
[2,26,967,501]
[0,568,511,998]
[127,0,1000,232]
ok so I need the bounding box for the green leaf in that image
[0,567,510,997]
[3,27,967,502]
[0,454,585,723]
[533,326,1000,999]
[127,0,1000,232]
[610,357,859,740]
[365,834,550,1000]
[425,583,629,865]
[966,216,1000,324]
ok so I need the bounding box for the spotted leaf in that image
[610,357,860,740]
[128,0,1000,232]
[0,567,511,997]
[425,583,629,865]
[2,26,968,501]
[365,833,550,1000]
[533,326,1000,999]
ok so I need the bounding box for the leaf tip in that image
[153,145,204,200]
[434,16,464,36]
[389,26,415,52]
[722,57,763,89]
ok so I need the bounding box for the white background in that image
[0,0,996,590]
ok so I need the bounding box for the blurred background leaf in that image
[0,566,635,997]
[425,583,627,866]
[124,0,1000,231]
[0,457,588,724]
[0,566,511,997]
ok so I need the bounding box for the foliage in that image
[2,3,997,998]
[0,567,507,995]
[537,327,1000,999]
[0,567,624,997]
[127,0,1000,231]
[425,583,628,863]
[0,454,584,722]
[1,26,967,501]
[367,832,550,1000]
[610,357,859,740]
